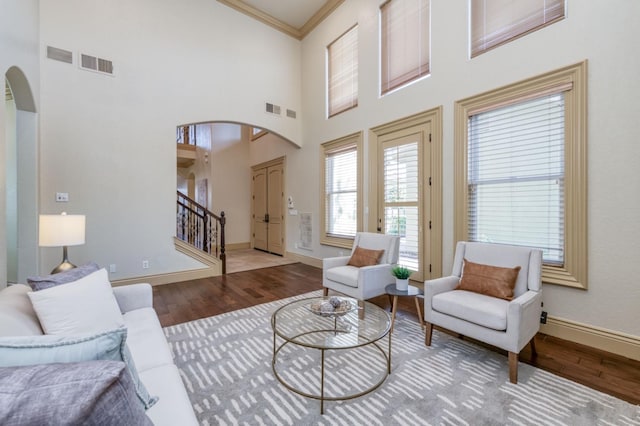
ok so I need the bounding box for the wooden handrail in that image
[176,191,226,274]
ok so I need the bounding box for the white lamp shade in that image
[39,214,86,247]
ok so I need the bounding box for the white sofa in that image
[0,282,198,425]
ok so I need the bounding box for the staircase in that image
[176,191,226,274]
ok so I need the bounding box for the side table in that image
[384,283,424,333]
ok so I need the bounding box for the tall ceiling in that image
[217,0,344,39]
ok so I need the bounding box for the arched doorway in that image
[4,66,38,285]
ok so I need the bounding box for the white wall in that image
[211,123,250,245]
[0,0,40,288]
[291,1,640,337]
[38,0,302,278]
[5,98,17,282]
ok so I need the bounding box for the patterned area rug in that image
[164,291,639,425]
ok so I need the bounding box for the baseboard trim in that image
[541,315,640,361]
[226,242,251,251]
[111,267,217,287]
[285,251,322,268]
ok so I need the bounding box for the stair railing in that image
[176,191,226,274]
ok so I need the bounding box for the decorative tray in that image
[309,297,355,317]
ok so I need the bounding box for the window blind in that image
[468,92,565,265]
[381,0,430,95]
[383,142,420,270]
[471,0,565,57]
[328,25,358,117]
[325,145,358,237]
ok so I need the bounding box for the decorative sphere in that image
[320,301,335,313]
[328,296,342,308]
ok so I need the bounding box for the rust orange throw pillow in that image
[457,259,521,300]
[347,246,385,267]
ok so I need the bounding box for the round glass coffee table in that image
[271,296,391,414]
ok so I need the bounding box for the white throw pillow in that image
[28,268,124,335]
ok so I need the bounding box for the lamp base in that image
[51,246,77,274]
[51,260,77,275]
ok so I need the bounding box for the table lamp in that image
[39,212,86,274]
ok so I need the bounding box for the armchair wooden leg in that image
[508,352,518,384]
[424,322,433,346]
[323,287,329,297]
[358,300,365,320]
[530,337,537,357]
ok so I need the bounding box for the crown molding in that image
[217,0,344,40]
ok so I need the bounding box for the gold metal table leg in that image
[320,349,325,414]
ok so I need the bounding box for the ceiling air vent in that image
[47,46,73,64]
[80,53,114,76]
[286,109,297,119]
[266,102,281,115]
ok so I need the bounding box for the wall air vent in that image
[286,109,297,119]
[80,53,114,76]
[266,102,281,115]
[47,46,73,64]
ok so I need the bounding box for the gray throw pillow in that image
[27,261,100,291]
[0,360,153,425]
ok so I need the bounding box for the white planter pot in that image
[395,278,409,291]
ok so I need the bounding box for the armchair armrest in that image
[424,276,459,300]
[507,290,543,351]
[112,283,152,314]
[357,263,394,300]
[322,256,351,271]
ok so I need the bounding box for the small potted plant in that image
[391,265,412,291]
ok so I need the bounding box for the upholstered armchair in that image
[424,241,543,384]
[322,232,400,304]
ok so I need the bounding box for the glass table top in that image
[271,296,391,350]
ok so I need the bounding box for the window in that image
[328,25,358,117]
[250,127,267,141]
[380,0,430,95]
[468,93,565,264]
[470,0,565,57]
[320,132,363,248]
[454,61,587,288]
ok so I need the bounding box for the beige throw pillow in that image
[456,258,521,300]
[347,246,385,267]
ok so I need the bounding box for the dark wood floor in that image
[153,263,640,406]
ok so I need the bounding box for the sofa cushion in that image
[28,268,125,335]
[142,364,199,426]
[0,284,43,337]
[27,261,100,291]
[0,327,157,410]
[0,360,153,426]
[457,259,521,300]
[123,308,174,372]
[347,246,384,267]
[325,265,360,288]
[432,290,509,331]
[0,327,127,367]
